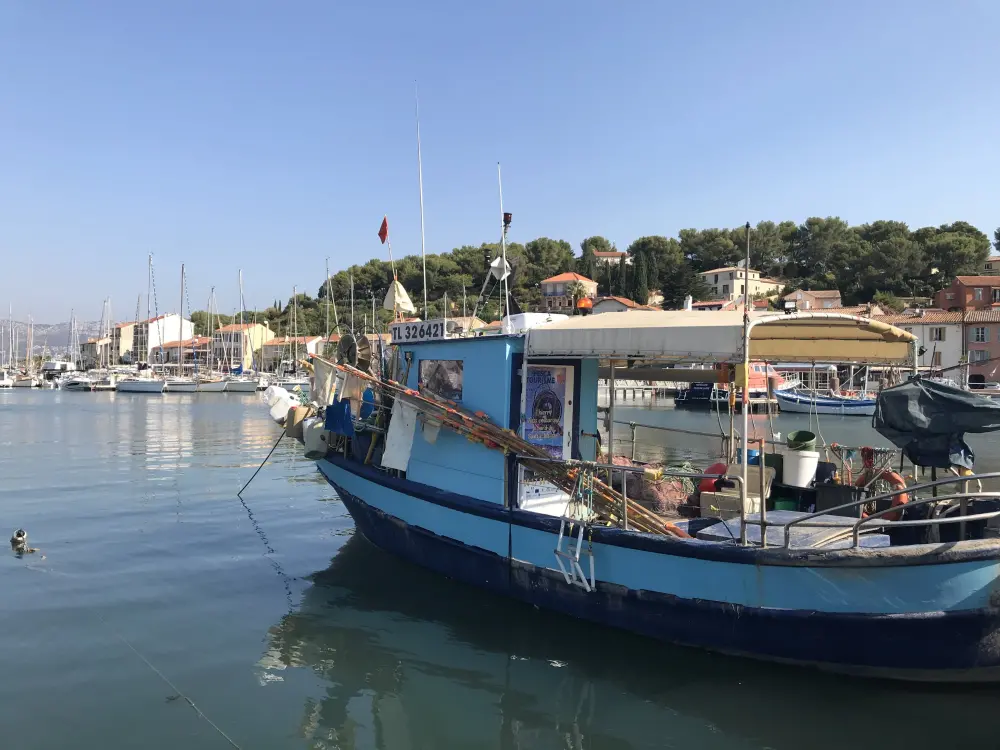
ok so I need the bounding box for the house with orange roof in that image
[697,266,783,303]
[539,272,598,312]
[934,276,1000,311]
[260,335,324,371]
[591,296,658,314]
[212,322,275,371]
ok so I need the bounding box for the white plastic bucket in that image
[783,449,819,488]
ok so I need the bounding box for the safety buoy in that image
[856,469,909,521]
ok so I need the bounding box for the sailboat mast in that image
[324,257,330,345]
[350,274,355,333]
[497,163,510,324]
[293,286,299,366]
[415,82,429,320]
[178,264,184,377]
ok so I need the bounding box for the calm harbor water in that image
[2,389,999,749]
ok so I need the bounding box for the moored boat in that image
[775,387,877,416]
[308,309,1000,682]
[225,375,266,392]
[116,377,166,393]
[60,376,95,391]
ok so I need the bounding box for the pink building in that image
[964,310,1000,385]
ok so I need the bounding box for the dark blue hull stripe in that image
[319,454,1000,567]
[328,477,1000,679]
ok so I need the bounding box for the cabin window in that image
[419,360,464,402]
[930,327,945,342]
[972,327,988,343]
[975,288,984,301]
[993,289,1000,303]
[970,349,989,363]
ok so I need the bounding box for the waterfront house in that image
[593,250,630,266]
[111,322,135,363]
[128,313,194,363]
[260,336,323,371]
[155,336,213,366]
[540,273,598,312]
[983,256,1000,276]
[80,336,111,369]
[212,322,275,372]
[874,310,963,371]
[698,267,783,303]
[962,310,1000,386]
[783,289,843,310]
[934,276,1000,311]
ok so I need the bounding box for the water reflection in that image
[262,538,1000,750]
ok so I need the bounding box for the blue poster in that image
[523,366,568,459]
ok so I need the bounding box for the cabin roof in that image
[525,310,916,364]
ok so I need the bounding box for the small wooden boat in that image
[775,387,877,416]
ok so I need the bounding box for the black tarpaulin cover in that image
[874,377,1000,468]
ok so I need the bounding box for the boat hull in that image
[61,379,94,391]
[224,378,262,393]
[319,455,1000,682]
[775,390,876,416]
[12,378,39,388]
[164,379,227,393]
[116,379,166,393]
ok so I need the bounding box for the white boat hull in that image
[13,377,39,388]
[775,390,876,416]
[225,377,263,393]
[116,379,166,393]
[62,379,95,391]
[164,379,228,393]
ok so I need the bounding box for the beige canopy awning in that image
[525,310,916,365]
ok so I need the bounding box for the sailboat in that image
[13,317,39,387]
[225,270,268,393]
[118,256,167,394]
[163,265,226,393]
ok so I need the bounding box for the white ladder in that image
[553,517,595,592]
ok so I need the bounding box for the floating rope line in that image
[96,611,243,749]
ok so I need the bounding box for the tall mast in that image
[178,264,184,376]
[350,274,355,333]
[292,285,299,366]
[415,82,429,320]
[497,163,510,325]
[324,257,331,346]
[145,253,152,364]
[239,269,248,372]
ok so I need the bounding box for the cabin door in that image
[517,364,575,514]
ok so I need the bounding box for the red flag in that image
[378,216,389,244]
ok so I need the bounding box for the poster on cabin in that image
[523,366,569,459]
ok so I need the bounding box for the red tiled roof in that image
[593,250,626,257]
[217,323,259,332]
[691,300,725,308]
[955,276,1000,285]
[483,320,502,328]
[541,272,596,284]
[595,296,657,310]
[753,299,770,309]
[962,310,1000,323]
[160,336,212,348]
[874,312,963,324]
[327,333,341,342]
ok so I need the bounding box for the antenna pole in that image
[350,273,355,334]
[416,82,429,320]
[325,257,331,345]
[498,163,510,327]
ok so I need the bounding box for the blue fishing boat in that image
[313,310,1000,681]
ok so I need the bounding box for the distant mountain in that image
[1,319,103,358]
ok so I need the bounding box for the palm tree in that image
[566,281,588,313]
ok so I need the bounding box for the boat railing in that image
[779,472,1000,549]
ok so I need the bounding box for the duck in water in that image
[10,529,39,557]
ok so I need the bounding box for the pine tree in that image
[632,254,649,304]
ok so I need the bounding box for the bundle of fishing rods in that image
[322,358,688,538]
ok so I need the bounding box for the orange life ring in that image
[856,470,909,521]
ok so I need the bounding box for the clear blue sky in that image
[2,0,998,322]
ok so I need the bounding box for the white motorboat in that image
[13,376,39,388]
[0,371,13,388]
[91,373,118,391]
[116,377,166,393]
[61,376,95,391]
